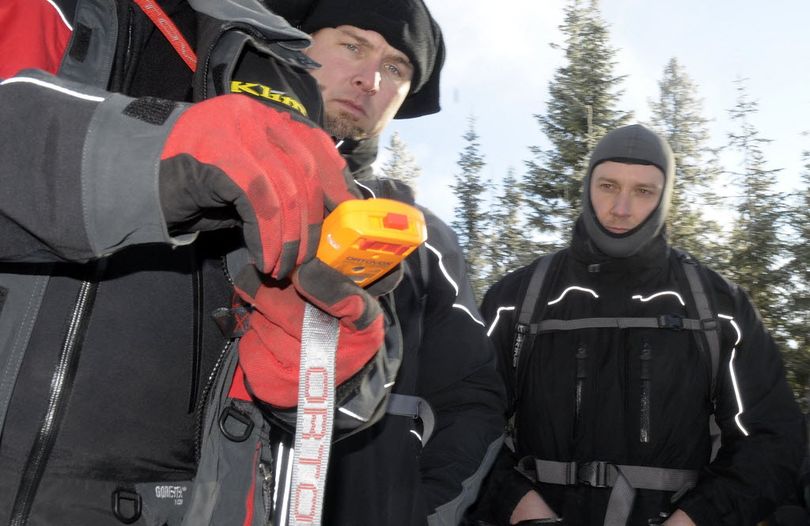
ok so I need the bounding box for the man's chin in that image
[324,112,369,141]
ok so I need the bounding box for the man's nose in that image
[611,193,631,216]
[353,63,381,94]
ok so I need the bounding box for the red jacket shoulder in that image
[0,0,74,78]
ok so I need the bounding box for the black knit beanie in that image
[299,0,445,119]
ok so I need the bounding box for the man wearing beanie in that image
[0,1,503,525]
[476,125,805,525]
[258,2,506,525]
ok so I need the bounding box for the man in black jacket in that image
[268,2,507,525]
[0,1,504,525]
[477,124,805,525]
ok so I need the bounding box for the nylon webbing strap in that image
[528,457,698,524]
[678,253,720,396]
[288,303,338,526]
[512,254,555,368]
[133,0,198,71]
[603,472,635,526]
[532,316,705,333]
[518,255,555,326]
[386,394,436,446]
[530,458,698,492]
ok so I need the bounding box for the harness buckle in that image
[577,461,611,488]
[658,314,683,330]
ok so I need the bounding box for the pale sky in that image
[378,0,810,224]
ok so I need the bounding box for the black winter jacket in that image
[322,174,505,526]
[478,221,805,525]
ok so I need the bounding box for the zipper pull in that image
[512,323,529,368]
[575,344,588,423]
[640,340,652,443]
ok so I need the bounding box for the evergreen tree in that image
[784,142,810,407]
[451,116,489,300]
[486,169,534,285]
[379,131,422,187]
[648,58,724,262]
[523,0,631,246]
[724,79,789,343]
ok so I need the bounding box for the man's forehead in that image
[593,162,664,185]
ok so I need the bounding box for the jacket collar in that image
[569,216,670,276]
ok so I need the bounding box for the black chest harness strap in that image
[511,250,721,526]
[530,315,714,332]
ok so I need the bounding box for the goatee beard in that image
[324,111,368,141]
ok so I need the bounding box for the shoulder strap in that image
[673,248,721,399]
[512,252,557,369]
[402,243,430,304]
[518,254,555,328]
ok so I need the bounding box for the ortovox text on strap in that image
[288,304,339,526]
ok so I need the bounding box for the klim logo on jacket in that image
[230,81,308,117]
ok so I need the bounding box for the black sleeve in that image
[480,271,526,412]
[415,211,508,523]
[471,267,541,525]
[0,70,194,263]
[678,276,806,524]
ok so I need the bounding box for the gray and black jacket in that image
[0,0,377,524]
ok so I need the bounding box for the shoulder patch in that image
[229,81,308,117]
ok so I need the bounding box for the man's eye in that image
[384,63,402,78]
[343,43,360,53]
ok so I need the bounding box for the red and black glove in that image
[159,94,357,278]
[233,260,401,408]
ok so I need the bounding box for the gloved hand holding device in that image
[158,93,356,279]
[232,197,425,407]
[156,93,410,406]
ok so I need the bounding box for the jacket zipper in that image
[193,341,232,462]
[188,251,203,413]
[640,340,652,443]
[192,255,237,461]
[574,343,588,433]
[10,278,100,526]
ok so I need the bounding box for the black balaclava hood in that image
[299,0,445,119]
[582,124,675,258]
